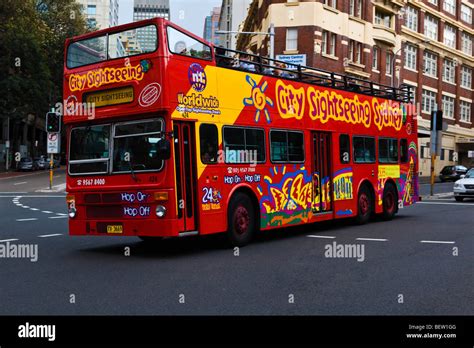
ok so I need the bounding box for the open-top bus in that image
[63,18,418,246]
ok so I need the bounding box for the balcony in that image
[372,24,396,47]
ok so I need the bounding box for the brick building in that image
[237,0,474,177]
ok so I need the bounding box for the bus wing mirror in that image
[158,138,171,160]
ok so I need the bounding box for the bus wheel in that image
[356,185,372,224]
[382,183,398,220]
[455,197,464,202]
[227,193,255,247]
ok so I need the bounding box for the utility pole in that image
[430,108,443,196]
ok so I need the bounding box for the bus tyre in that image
[227,193,255,247]
[382,183,398,220]
[356,185,372,224]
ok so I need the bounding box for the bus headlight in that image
[68,207,77,218]
[155,205,166,218]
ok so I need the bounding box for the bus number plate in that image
[107,225,123,234]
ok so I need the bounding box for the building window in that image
[323,0,337,9]
[461,4,472,24]
[424,15,438,41]
[330,33,336,55]
[440,148,445,161]
[322,31,336,55]
[404,44,417,70]
[348,41,354,62]
[340,134,350,164]
[442,59,455,83]
[385,51,392,76]
[441,95,455,119]
[350,0,362,18]
[286,28,298,51]
[375,9,392,28]
[353,136,375,163]
[443,24,456,48]
[461,33,472,55]
[460,102,472,123]
[443,0,456,15]
[322,31,328,54]
[423,51,438,77]
[448,150,454,161]
[270,130,304,163]
[405,6,418,32]
[407,85,416,104]
[87,4,96,16]
[378,138,398,164]
[422,89,437,114]
[372,46,379,70]
[428,0,437,4]
[461,66,472,89]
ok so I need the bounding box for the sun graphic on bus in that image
[243,75,274,123]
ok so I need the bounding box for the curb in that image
[421,193,454,200]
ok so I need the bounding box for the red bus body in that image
[63,18,419,241]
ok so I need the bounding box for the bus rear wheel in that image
[227,193,255,247]
[382,183,398,220]
[356,185,372,224]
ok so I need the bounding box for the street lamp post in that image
[215,23,275,61]
[391,45,403,88]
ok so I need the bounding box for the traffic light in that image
[46,112,61,133]
[430,110,443,131]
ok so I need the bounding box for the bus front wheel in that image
[227,193,256,247]
[356,185,373,224]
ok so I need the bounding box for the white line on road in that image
[56,213,67,216]
[21,206,30,209]
[418,201,474,206]
[307,235,336,239]
[13,181,27,185]
[0,192,27,194]
[41,211,53,214]
[38,234,62,238]
[30,208,39,211]
[420,240,455,244]
[0,239,19,242]
[16,218,38,222]
[356,238,388,242]
[49,216,68,219]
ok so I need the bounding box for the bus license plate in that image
[107,225,123,234]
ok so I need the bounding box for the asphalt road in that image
[0,171,472,315]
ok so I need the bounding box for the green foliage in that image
[0,0,88,121]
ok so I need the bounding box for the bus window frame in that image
[68,123,112,176]
[66,23,159,69]
[378,137,399,164]
[352,135,376,164]
[269,129,305,164]
[165,25,213,62]
[111,118,165,175]
[222,125,266,164]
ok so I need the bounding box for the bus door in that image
[173,122,197,232]
[312,132,333,213]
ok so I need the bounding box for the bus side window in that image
[400,139,408,163]
[200,124,218,164]
[353,136,375,163]
[339,134,350,164]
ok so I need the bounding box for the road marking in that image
[0,172,47,180]
[356,238,388,242]
[41,211,53,214]
[0,192,27,194]
[16,218,38,222]
[21,206,30,209]
[307,235,336,239]
[49,216,68,219]
[38,233,62,238]
[418,201,474,206]
[13,181,27,185]
[30,208,39,211]
[56,213,67,216]
[420,240,455,244]
[0,239,19,242]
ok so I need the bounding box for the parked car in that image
[453,168,474,202]
[18,157,38,171]
[439,165,468,182]
[33,156,47,170]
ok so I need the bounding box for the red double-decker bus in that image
[63,18,418,246]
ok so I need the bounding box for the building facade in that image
[218,0,253,50]
[133,0,170,52]
[77,0,119,30]
[204,7,222,45]
[237,0,474,177]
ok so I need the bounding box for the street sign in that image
[275,54,306,70]
[47,132,60,154]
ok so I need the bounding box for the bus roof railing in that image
[214,47,412,103]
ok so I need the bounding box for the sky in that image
[118,0,221,37]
